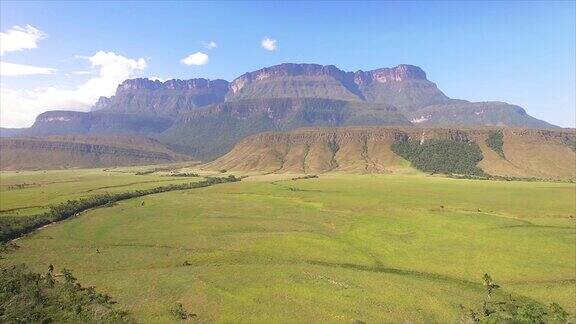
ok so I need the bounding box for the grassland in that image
[0,164,205,216]
[0,169,574,322]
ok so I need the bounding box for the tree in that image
[482,273,499,299]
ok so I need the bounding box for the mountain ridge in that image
[14,62,559,161]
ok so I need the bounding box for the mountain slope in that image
[159,98,410,160]
[407,101,556,128]
[0,136,188,170]
[21,110,174,137]
[204,126,576,179]
[159,63,555,160]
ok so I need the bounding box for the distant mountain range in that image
[6,63,558,161]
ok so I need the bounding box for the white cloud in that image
[0,51,147,128]
[148,76,168,82]
[0,25,44,56]
[71,70,92,75]
[261,37,278,51]
[180,52,209,66]
[0,61,56,76]
[204,41,217,49]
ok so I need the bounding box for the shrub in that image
[0,264,132,323]
[169,172,200,177]
[459,274,573,323]
[171,303,194,320]
[486,130,505,159]
[291,174,319,181]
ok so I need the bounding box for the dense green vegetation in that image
[291,174,319,180]
[1,171,573,322]
[486,130,506,159]
[0,264,132,323]
[169,172,200,177]
[565,138,576,152]
[391,139,485,175]
[0,175,240,243]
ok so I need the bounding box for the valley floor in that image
[1,168,575,322]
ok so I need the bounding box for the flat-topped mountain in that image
[16,62,558,161]
[205,126,576,179]
[92,78,230,116]
[227,63,449,109]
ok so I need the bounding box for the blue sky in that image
[1,1,574,127]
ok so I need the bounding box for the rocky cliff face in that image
[92,96,112,111]
[229,63,429,95]
[115,78,229,92]
[226,63,446,107]
[95,78,230,116]
[353,64,427,85]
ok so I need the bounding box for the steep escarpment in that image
[0,136,188,170]
[227,63,449,109]
[204,127,576,179]
[93,78,230,116]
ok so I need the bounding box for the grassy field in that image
[0,164,207,216]
[1,169,574,322]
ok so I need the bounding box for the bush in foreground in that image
[459,274,572,323]
[0,264,132,323]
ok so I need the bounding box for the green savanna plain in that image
[0,168,574,322]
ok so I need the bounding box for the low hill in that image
[21,111,174,137]
[0,128,23,138]
[204,127,576,179]
[0,136,189,170]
